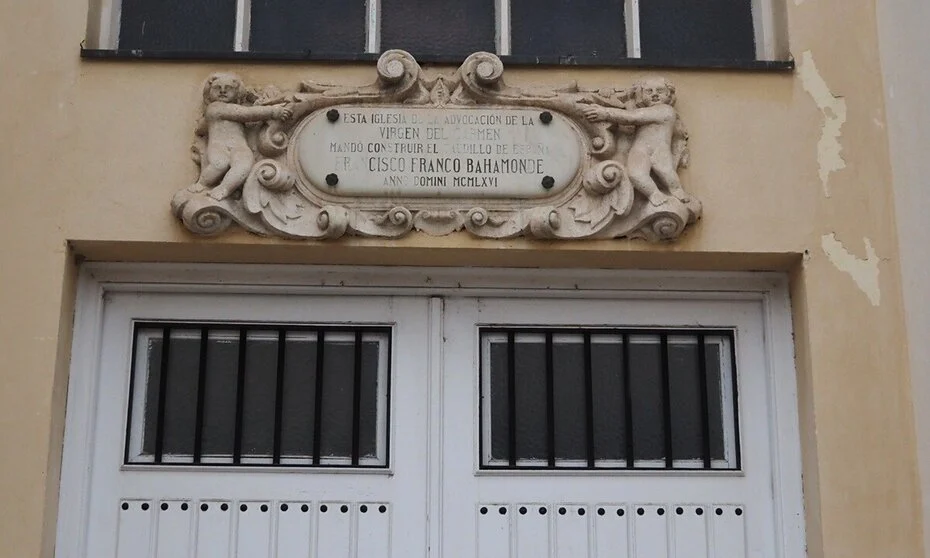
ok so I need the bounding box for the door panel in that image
[87,293,430,558]
[440,297,774,558]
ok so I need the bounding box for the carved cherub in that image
[581,77,690,206]
[190,73,292,200]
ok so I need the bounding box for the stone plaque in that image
[171,50,702,241]
[294,107,583,198]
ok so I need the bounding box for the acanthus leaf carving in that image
[171,50,702,242]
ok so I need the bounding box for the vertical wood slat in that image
[194,501,232,558]
[633,505,668,558]
[116,501,154,558]
[595,505,629,558]
[275,501,313,558]
[317,502,353,558]
[697,334,712,468]
[672,506,708,558]
[554,505,589,558]
[357,503,391,558]
[478,505,512,558]
[711,506,746,558]
[155,501,192,558]
[235,502,273,558]
[515,505,549,558]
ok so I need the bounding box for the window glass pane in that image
[480,328,738,471]
[127,324,390,467]
[511,0,626,59]
[514,335,548,462]
[486,336,511,463]
[639,0,755,60]
[240,332,278,459]
[201,331,239,461]
[280,333,317,461]
[250,0,366,53]
[319,333,357,463]
[628,335,665,464]
[591,335,625,464]
[667,336,704,465]
[552,334,586,463]
[381,0,495,57]
[118,0,236,50]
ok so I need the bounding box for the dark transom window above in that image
[90,0,786,64]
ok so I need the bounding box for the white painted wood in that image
[632,506,668,558]
[554,505,590,558]
[495,0,511,55]
[116,501,154,558]
[274,502,313,558]
[194,501,233,558]
[317,503,353,558]
[671,506,708,558]
[711,505,747,558]
[366,0,380,53]
[478,505,512,558]
[155,501,193,558]
[235,502,272,558]
[594,506,629,558]
[57,265,803,558]
[750,0,778,60]
[426,298,444,558]
[233,0,251,51]
[515,505,550,558]
[357,503,391,558]
[625,0,641,58]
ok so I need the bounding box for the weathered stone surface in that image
[171,50,701,241]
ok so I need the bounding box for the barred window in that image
[125,322,391,467]
[92,0,780,63]
[480,328,739,470]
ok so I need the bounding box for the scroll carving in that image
[171,51,701,241]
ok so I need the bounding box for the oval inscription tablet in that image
[294,106,583,199]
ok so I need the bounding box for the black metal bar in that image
[351,331,364,466]
[660,334,673,468]
[729,332,742,469]
[272,329,287,464]
[545,332,556,468]
[622,333,634,468]
[384,329,393,468]
[697,334,712,469]
[232,329,248,464]
[507,332,517,467]
[312,330,326,465]
[153,326,172,464]
[124,323,142,464]
[583,333,595,468]
[192,327,209,463]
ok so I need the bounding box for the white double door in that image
[77,292,778,558]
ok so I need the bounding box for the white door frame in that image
[56,263,805,558]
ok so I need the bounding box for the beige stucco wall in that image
[0,0,923,556]
[876,1,930,556]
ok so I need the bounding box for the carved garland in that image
[171,50,702,241]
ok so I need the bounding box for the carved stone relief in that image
[171,51,702,241]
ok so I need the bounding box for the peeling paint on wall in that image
[821,233,881,306]
[800,51,848,197]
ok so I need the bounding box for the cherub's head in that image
[633,77,676,107]
[203,72,245,104]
